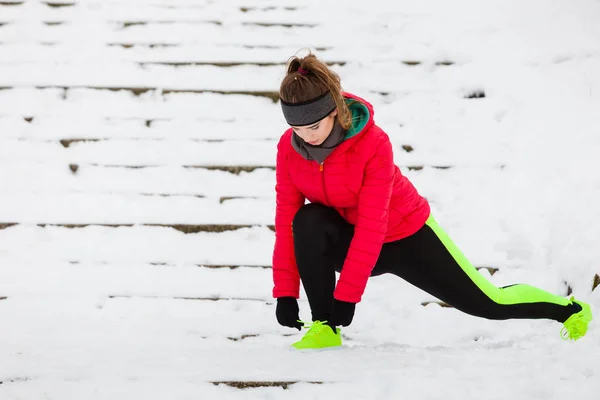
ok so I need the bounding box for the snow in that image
[0,193,277,224]
[0,225,276,266]
[0,163,276,196]
[1,0,600,399]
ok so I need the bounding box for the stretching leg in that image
[376,214,580,322]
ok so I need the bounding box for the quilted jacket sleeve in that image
[333,132,395,303]
[272,133,305,299]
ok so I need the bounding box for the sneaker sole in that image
[288,345,344,353]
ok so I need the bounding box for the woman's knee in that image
[292,203,335,236]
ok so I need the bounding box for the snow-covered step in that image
[0,22,342,47]
[2,43,424,64]
[0,43,367,65]
[0,1,72,8]
[0,3,322,24]
[0,2,364,27]
[0,88,282,120]
[0,139,278,166]
[0,116,290,140]
[75,0,347,5]
[0,224,275,265]
[2,162,276,194]
[0,261,273,300]
[0,139,251,167]
[0,193,275,225]
[210,381,321,390]
[0,139,508,167]
[0,294,281,340]
[0,61,401,93]
[1,19,320,30]
[0,87,499,130]
[1,163,275,196]
[31,138,286,149]
[0,223,273,233]
[12,131,284,142]
[0,62,482,96]
[0,63,286,93]
[0,6,406,47]
[0,42,458,66]
[2,0,432,24]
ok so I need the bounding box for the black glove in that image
[276,297,302,330]
[329,299,356,327]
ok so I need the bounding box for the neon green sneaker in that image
[561,297,592,341]
[291,321,342,350]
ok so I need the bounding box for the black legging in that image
[292,203,579,324]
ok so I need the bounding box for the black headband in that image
[280,92,337,126]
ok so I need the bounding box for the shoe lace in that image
[297,320,329,337]
[561,315,583,340]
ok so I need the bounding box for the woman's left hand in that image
[330,299,356,327]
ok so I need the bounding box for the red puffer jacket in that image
[272,92,430,303]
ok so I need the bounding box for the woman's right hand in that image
[275,297,302,330]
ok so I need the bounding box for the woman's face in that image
[291,110,337,146]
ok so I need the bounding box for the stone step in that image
[0,222,275,233]
[1,139,475,169]
[1,162,275,196]
[0,193,275,225]
[211,381,323,390]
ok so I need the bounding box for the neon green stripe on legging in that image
[425,214,570,306]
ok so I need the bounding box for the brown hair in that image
[279,52,353,130]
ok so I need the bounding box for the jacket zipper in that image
[320,162,330,205]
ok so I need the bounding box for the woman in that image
[271,52,592,350]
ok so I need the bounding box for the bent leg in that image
[378,215,579,322]
[292,203,353,322]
